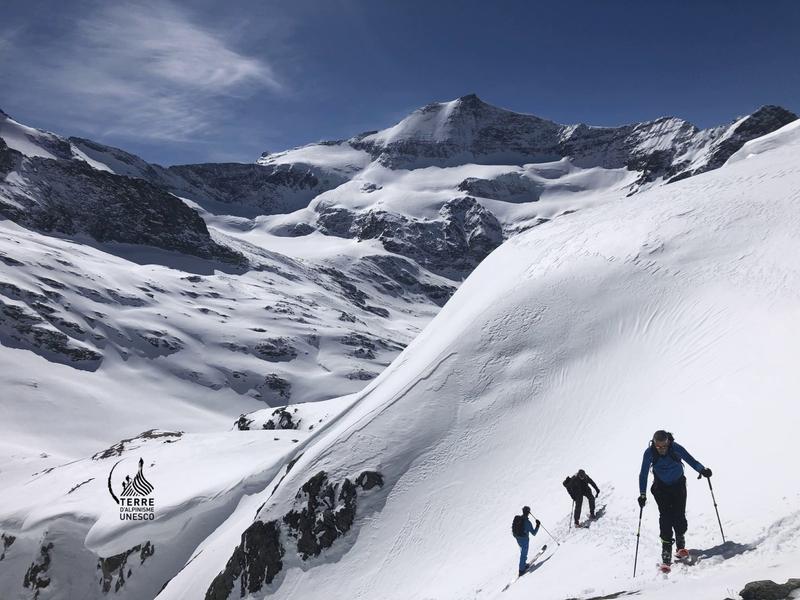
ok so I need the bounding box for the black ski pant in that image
[651,475,687,543]
[572,490,595,523]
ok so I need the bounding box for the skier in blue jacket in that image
[638,430,712,567]
[512,506,540,576]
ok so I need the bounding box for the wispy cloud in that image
[2,1,281,142]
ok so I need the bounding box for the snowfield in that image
[1,113,800,599]
[164,117,800,600]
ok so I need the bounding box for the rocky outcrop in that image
[0,137,19,175]
[354,254,455,307]
[0,533,16,561]
[204,520,284,600]
[262,408,298,430]
[205,470,384,599]
[458,172,544,203]
[317,265,393,317]
[735,578,800,600]
[0,152,244,264]
[261,374,292,402]
[236,407,298,430]
[97,541,155,593]
[254,337,298,362]
[92,430,183,460]
[23,542,53,599]
[351,94,563,169]
[283,471,360,559]
[668,105,798,183]
[317,196,503,279]
[0,287,103,370]
[166,162,344,217]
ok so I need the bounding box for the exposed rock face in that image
[70,137,347,218]
[668,105,799,182]
[282,470,383,560]
[458,172,544,203]
[237,407,298,431]
[349,94,797,188]
[92,430,183,460]
[97,541,155,593]
[23,542,53,599]
[317,196,503,279]
[351,94,564,169]
[0,282,103,370]
[262,408,297,430]
[204,520,284,600]
[355,471,384,490]
[205,470,384,599]
[0,151,244,264]
[254,337,298,362]
[0,137,18,175]
[261,374,292,402]
[166,162,343,217]
[0,533,16,561]
[354,255,455,307]
[738,578,800,600]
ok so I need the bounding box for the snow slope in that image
[153,119,800,599]
[1,103,799,600]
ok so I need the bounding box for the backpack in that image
[511,514,525,537]
[650,431,679,464]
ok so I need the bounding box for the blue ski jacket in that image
[639,441,705,494]
[516,518,540,539]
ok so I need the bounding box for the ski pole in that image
[633,505,643,578]
[569,501,574,531]
[533,516,561,546]
[702,475,726,543]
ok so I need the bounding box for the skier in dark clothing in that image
[638,430,712,568]
[563,469,600,526]
[512,506,540,576]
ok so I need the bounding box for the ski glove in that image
[596,490,600,498]
[637,494,646,508]
[700,467,712,478]
[535,519,541,527]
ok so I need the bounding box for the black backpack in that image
[511,514,525,537]
[650,431,679,464]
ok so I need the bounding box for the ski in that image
[674,549,699,566]
[577,504,607,528]
[501,544,548,592]
[523,544,548,572]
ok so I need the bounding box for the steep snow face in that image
[257,141,372,175]
[362,97,481,145]
[0,112,68,160]
[356,95,564,168]
[727,116,800,164]
[152,121,800,600]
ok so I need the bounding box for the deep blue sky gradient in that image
[2,0,799,165]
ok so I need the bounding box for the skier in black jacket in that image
[563,469,600,527]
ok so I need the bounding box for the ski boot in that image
[659,538,673,573]
[675,534,688,559]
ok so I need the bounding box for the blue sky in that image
[2,0,799,166]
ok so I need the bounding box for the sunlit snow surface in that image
[1,118,799,599]
[161,120,798,600]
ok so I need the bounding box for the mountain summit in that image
[343,95,796,178]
